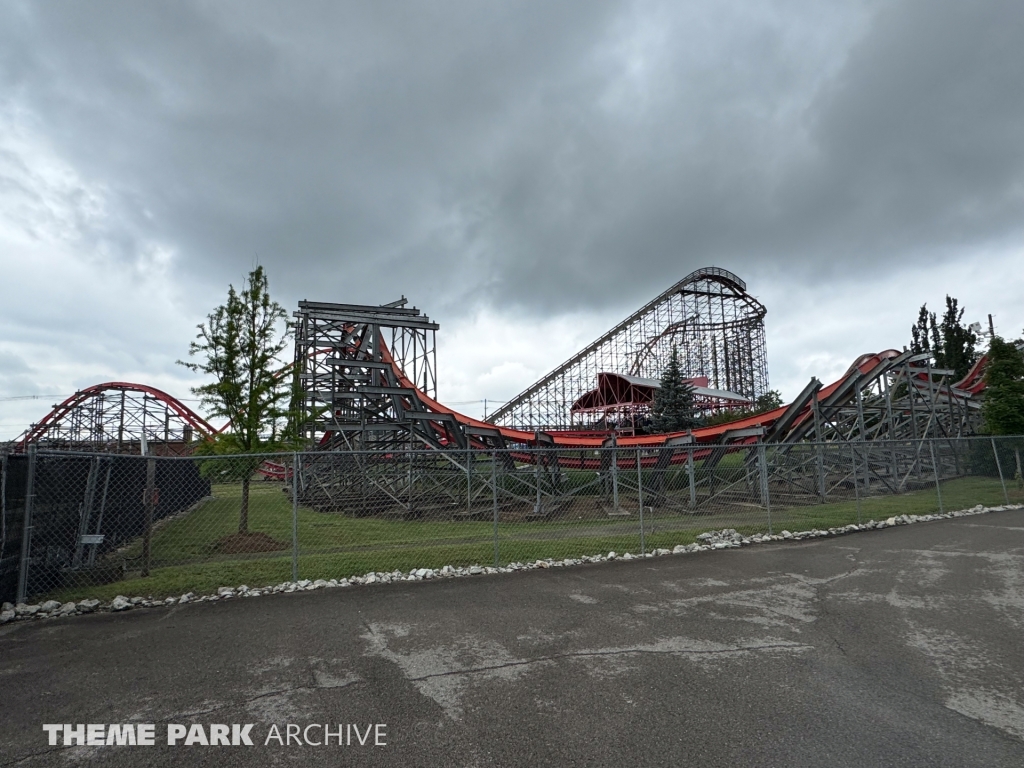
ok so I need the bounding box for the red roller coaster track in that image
[16,346,988,455]
[383,346,903,447]
[17,347,988,454]
[16,382,219,451]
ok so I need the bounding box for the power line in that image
[0,394,67,402]
[0,393,206,403]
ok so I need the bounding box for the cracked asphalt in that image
[2,509,1023,767]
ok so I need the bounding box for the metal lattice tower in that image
[293,297,470,450]
[15,383,215,455]
[490,267,769,431]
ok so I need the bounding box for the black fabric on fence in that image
[2,454,210,601]
[0,455,27,605]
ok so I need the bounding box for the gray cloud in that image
[1,0,1023,434]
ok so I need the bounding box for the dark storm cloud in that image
[1,0,1023,318]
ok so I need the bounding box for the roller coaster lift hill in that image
[15,266,986,463]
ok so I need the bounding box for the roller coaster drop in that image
[14,267,988,515]
[288,267,982,451]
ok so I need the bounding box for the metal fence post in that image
[292,452,300,582]
[688,446,696,509]
[929,440,944,514]
[637,449,645,555]
[16,445,37,604]
[141,455,156,577]
[850,443,861,524]
[611,444,619,513]
[492,451,499,567]
[758,444,772,535]
[991,438,1009,505]
[534,448,543,515]
[815,442,826,502]
[466,447,472,516]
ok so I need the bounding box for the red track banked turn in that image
[382,345,909,448]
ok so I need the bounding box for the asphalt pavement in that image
[2,509,1023,767]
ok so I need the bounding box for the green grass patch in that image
[45,476,1019,603]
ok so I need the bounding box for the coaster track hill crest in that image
[14,267,986,462]
[290,266,985,460]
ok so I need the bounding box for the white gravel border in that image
[2,502,1020,625]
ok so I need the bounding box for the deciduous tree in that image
[178,266,292,533]
[982,336,1024,437]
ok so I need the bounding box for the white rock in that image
[164,597,176,605]
[217,587,235,596]
[313,579,328,588]
[110,596,132,612]
[39,600,61,613]
[607,551,617,559]
[1,602,13,613]
[178,593,194,604]
[0,610,14,624]
[58,602,77,616]
[15,604,40,616]
[130,597,145,605]
[469,566,483,575]
[77,599,100,612]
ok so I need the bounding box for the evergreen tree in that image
[754,390,783,413]
[910,305,932,354]
[909,296,978,381]
[982,336,1024,436]
[937,296,978,381]
[651,346,696,432]
[178,266,292,534]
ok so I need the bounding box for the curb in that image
[2,502,1020,626]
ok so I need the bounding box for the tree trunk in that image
[239,475,250,534]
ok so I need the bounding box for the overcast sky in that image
[2,0,1023,438]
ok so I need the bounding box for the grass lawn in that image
[47,475,1020,603]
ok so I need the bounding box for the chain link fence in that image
[2,435,1022,604]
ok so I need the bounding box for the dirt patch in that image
[214,532,288,554]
